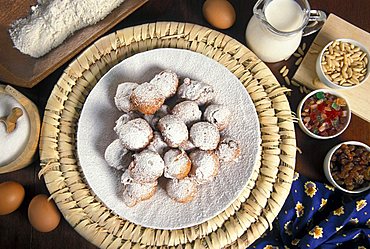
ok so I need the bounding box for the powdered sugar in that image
[166,178,197,203]
[164,149,191,179]
[171,101,202,126]
[115,118,153,150]
[147,132,168,155]
[149,70,179,98]
[189,122,220,150]
[121,170,158,207]
[131,82,164,114]
[203,104,231,131]
[114,82,138,112]
[113,113,140,133]
[217,137,241,162]
[77,48,261,229]
[189,150,220,184]
[129,149,164,183]
[158,115,188,148]
[104,139,128,170]
[143,105,169,129]
[177,78,215,105]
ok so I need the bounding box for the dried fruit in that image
[301,92,348,137]
[330,144,370,191]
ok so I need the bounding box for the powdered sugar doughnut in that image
[177,78,215,105]
[121,170,134,185]
[114,82,138,112]
[158,115,188,148]
[180,140,196,151]
[216,137,241,162]
[115,118,153,150]
[130,82,165,115]
[147,131,168,156]
[172,101,202,126]
[189,122,220,150]
[121,171,158,207]
[104,139,129,170]
[203,104,231,131]
[166,177,197,203]
[143,104,170,129]
[189,150,220,184]
[114,113,141,133]
[149,70,179,98]
[163,149,191,179]
[129,149,164,183]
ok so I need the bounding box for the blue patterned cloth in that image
[251,172,370,249]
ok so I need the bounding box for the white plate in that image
[77,48,261,230]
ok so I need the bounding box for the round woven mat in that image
[39,22,296,249]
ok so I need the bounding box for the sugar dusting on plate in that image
[77,48,261,230]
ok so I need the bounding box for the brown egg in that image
[0,181,25,215]
[203,0,236,29]
[28,194,61,232]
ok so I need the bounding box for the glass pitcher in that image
[245,0,326,63]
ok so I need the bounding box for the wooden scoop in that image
[0,107,23,133]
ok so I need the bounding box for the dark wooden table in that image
[1,1,369,248]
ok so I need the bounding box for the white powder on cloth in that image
[9,0,125,57]
[77,48,261,229]
[0,94,30,166]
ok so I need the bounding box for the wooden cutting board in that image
[0,0,148,88]
[293,14,370,122]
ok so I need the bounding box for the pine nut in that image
[284,76,291,86]
[348,68,353,78]
[282,68,289,77]
[329,46,334,54]
[279,65,287,74]
[298,47,304,56]
[310,49,319,54]
[295,57,303,66]
[320,40,368,87]
[291,80,300,87]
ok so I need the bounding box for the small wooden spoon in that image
[0,107,23,133]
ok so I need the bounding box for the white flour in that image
[0,94,30,166]
[9,0,125,57]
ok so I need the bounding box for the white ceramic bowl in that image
[316,38,370,89]
[323,141,370,194]
[297,89,351,139]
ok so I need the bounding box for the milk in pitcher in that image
[246,0,306,63]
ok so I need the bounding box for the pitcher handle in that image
[303,10,327,36]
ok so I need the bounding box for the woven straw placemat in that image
[39,22,296,249]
